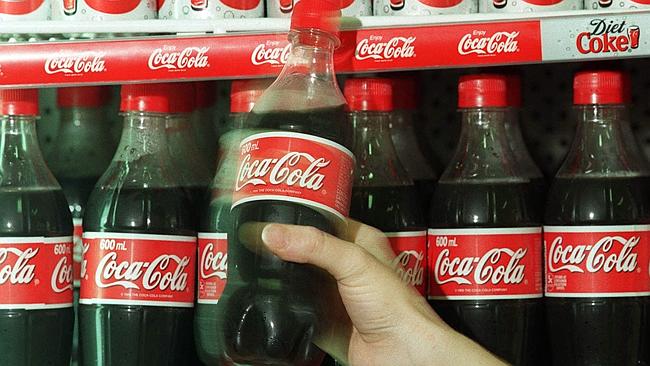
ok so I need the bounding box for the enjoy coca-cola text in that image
[148,46,210,70]
[44,52,107,75]
[355,35,416,61]
[458,30,520,56]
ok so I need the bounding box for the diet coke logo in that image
[547,235,638,274]
[434,248,527,286]
[0,247,37,285]
[148,46,209,71]
[576,19,640,55]
[44,52,107,75]
[458,30,520,56]
[355,35,416,61]
[95,252,191,292]
[391,250,424,287]
[200,242,227,280]
[251,42,291,66]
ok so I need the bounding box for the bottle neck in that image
[441,108,524,183]
[166,113,211,187]
[557,105,648,178]
[503,107,543,179]
[285,29,338,80]
[0,115,58,188]
[351,111,411,187]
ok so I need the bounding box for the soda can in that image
[586,0,650,10]
[478,0,581,12]
[0,0,50,21]
[158,0,263,19]
[267,0,371,17]
[374,0,476,15]
[52,0,156,20]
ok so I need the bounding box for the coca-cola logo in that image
[391,250,424,287]
[95,252,191,292]
[147,46,209,71]
[251,42,291,66]
[44,52,107,75]
[547,235,638,274]
[51,256,73,293]
[434,248,527,286]
[355,35,416,61]
[458,30,520,56]
[200,242,227,280]
[0,247,37,285]
[236,149,330,192]
[576,19,640,55]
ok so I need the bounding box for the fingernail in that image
[261,224,286,249]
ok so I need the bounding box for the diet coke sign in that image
[544,226,650,297]
[251,42,291,66]
[387,231,427,295]
[458,30,520,56]
[197,233,228,304]
[0,237,73,309]
[80,232,196,307]
[355,35,416,61]
[576,19,640,55]
[232,132,355,220]
[428,228,542,300]
[148,46,210,71]
[44,52,107,75]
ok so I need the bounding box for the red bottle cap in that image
[505,74,522,108]
[573,70,626,105]
[458,74,508,108]
[0,89,39,116]
[195,81,217,109]
[230,79,271,113]
[57,86,111,108]
[120,83,170,113]
[344,78,393,112]
[167,82,196,114]
[391,76,418,111]
[290,0,341,36]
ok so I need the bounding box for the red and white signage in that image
[544,225,650,297]
[386,231,427,295]
[147,46,210,72]
[428,227,543,300]
[575,19,640,55]
[232,131,355,220]
[0,236,73,309]
[197,232,228,304]
[73,218,83,287]
[80,232,197,307]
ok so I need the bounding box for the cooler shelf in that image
[0,9,646,87]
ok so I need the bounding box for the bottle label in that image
[73,218,83,288]
[80,232,197,307]
[197,232,228,304]
[232,131,355,220]
[386,231,427,295]
[544,225,650,297]
[0,236,73,309]
[427,227,543,300]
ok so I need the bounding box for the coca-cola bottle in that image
[166,82,212,215]
[79,84,197,366]
[221,0,354,364]
[192,81,219,169]
[544,70,650,366]
[389,76,437,215]
[195,78,271,366]
[0,89,73,366]
[427,74,544,365]
[46,86,115,366]
[345,77,427,294]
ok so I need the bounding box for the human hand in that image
[247,219,507,366]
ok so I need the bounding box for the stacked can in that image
[267,0,371,17]
[479,0,581,13]
[586,0,649,10]
[374,0,476,16]
[51,0,156,20]
[158,0,263,19]
[0,0,50,21]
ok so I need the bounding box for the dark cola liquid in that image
[545,176,650,366]
[0,188,73,366]
[222,106,348,366]
[413,179,436,218]
[429,181,544,366]
[350,185,425,232]
[80,185,195,366]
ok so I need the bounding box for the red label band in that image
[386,231,427,295]
[427,227,543,300]
[80,232,197,307]
[0,236,73,309]
[232,131,355,220]
[197,232,228,304]
[544,225,650,297]
[73,218,82,287]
